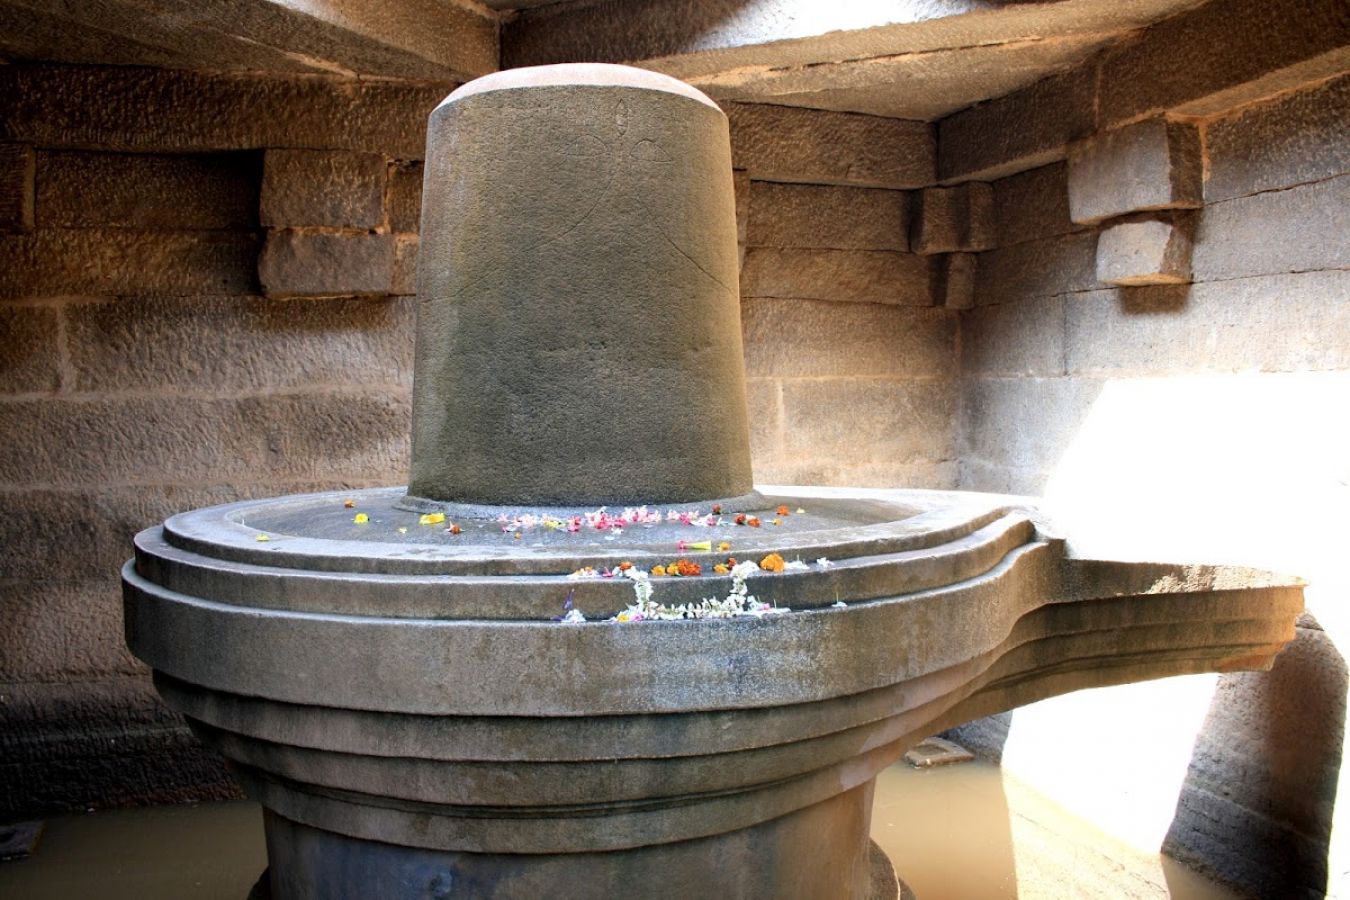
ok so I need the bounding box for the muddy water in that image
[0,761,1236,899]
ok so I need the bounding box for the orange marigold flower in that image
[747,516,762,528]
[450,524,462,535]
[713,563,729,575]
[711,504,722,515]
[760,552,785,573]
[717,541,731,552]
[343,499,355,509]
[618,561,633,571]
[734,514,747,526]
[776,505,790,516]
[652,565,667,577]
[676,559,701,576]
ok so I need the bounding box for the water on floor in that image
[0,759,1237,899]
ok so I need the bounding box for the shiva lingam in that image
[123,64,1302,900]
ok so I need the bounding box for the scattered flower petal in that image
[255,534,270,542]
[353,513,369,524]
[833,600,847,608]
[343,499,355,509]
[559,608,586,624]
[815,558,833,569]
[419,512,446,525]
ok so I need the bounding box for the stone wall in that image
[0,64,959,815]
[946,2,1349,893]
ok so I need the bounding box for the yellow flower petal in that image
[353,513,369,524]
[255,534,270,542]
[419,512,446,525]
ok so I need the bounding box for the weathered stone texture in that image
[974,231,1100,307]
[0,580,140,680]
[992,162,1085,248]
[1097,0,1350,126]
[744,377,782,463]
[0,64,450,159]
[392,234,418,296]
[0,229,258,299]
[0,677,239,816]
[1205,72,1350,203]
[960,376,1104,472]
[386,160,424,233]
[938,68,1096,182]
[1163,626,1346,900]
[260,149,386,229]
[1064,271,1350,376]
[1095,216,1192,286]
[1192,175,1349,282]
[727,102,934,189]
[912,182,993,254]
[64,295,415,393]
[741,298,956,379]
[747,182,908,251]
[740,247,933,306]
[0,393,410,486]
[757,459,959,492]
[957,458,1050,496]
[1067,118,1202,225]
[936,253,976,310]
[0,143,35,232]
[963,293,1066,377]
[258,230,396,298]
[0,304,61,393]
[36,150,260,229]
[781,379,958,467]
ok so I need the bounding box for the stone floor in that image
[0,759,1237,899]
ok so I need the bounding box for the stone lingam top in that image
[407,64,753,509]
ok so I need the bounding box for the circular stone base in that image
[246,839,909,900]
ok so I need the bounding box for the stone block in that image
[1193,174,1349,282]
[993,162,1086,248]
[912,182,993,254]
[64,294,415,394]
[938,67,1096,182]
[387,160,424,233]
[0,393,410,487]
[261,149,386,229]
[741,298,956,380]
[1067,118,1202,225]
[0,144,34,233]
[392,234,418,296]
[727,102,934,189]
[1097,0,1350,126]
[1205,72,1350,203]
[0,304,61,393]
[740,248,933,306]
[0,579,139,680]
[1064,271,1350,376]
[0,64,449,160]
[957,458,1050,496]
[974,231,1100,307]
[781,378,958,467]
[258,230,396,298]
[0,677,239,816]
[961,376,1105,472]
[962,294,1066,377]
[747,182,907,251]
[744,377,782,463]
[0,229,258,300]
[935,253,977,310]
[1095,215,1193,286]
[754,459,958,491]
[733,168,750,269]
[35,150,260,230]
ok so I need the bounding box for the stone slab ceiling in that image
[0,0,1208,119]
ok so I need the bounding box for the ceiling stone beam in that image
[502,0,1208,120]
[0,0,498,82]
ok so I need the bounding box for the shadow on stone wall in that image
[1163,617,1346,899]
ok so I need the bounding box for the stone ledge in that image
[1095,214,1194,287]
[1067,118,1202,225]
